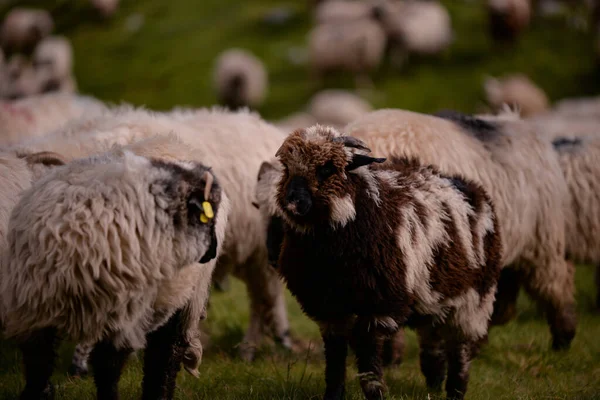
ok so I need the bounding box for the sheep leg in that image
[522,259,577,350]
[19,327,58,400]
[321,331,348,400]
[417,325,447,391]
[68,343,93,377]
[444,340,473,400]
[491,267,523,326]
[142,309,186,400]
[90,340,132,400]
[380,328,405,367]
[350,322,385,400]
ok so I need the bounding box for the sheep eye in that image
[317,161,337,182]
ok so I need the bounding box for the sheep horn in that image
[332,136,371,152]
[203,171,214,201]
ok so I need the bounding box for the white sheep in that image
[33,35,76,94]
[10,105,293,364]
[345,109,577,350]
[90,0,120,18]
[0,92,107,147]
[0,54,40,100]
[307,89,373,129]
[1,147,229,400]
[0,8,54,55]
[483,74,549,117]
[274,112,318,132]
[213,49,268,110]
[314,0,375,24]
[308,19,386,87]
[373,0,453,61]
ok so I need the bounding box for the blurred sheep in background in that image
[0,8,53,55]
[488,0,531,43]
[90,0,120,18]
[213,49,268,110]
[33,36,76,94]
[484,73,549,116]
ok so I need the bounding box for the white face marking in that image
[329,194,356,228]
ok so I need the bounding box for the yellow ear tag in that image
[202,201,214,219]
[200,213,209,223]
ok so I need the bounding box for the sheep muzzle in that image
[285,175,312,216]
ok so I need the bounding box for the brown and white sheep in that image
[213,49,268,110]
[345,109,576,350]
[272,125,502,400]
[1,149,229,400]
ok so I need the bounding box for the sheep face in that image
[275,125,384,232]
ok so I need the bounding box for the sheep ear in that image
[258,161,274,181]
[346,154,386,171]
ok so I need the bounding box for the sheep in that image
[33,35,76,94]
[90,0,120,18]
[10,105,293,363]
[488,0,531,43]
[213,49,268,110]
[307,89,373,129]
[372,0,453,63]
[0,54,40,100]
[1,148,229,400]
[271,125,502,400]
[0,92,107,147]
[483,74,549,117]
[0,8,54,55]
[314,0,376,24]
[308,19,386,87]
[345,109,576,350]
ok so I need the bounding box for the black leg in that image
[90,340,132,400]
[19,328,58,400]
[322,331,348,400]
[491,267,522,326]
[417,325,446,391]
[142,309,187,400]
[350,322,385,400]
[445,340,472,400]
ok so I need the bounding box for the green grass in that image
[0,0,599,398]
[0,265,598,399]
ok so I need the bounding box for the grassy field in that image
[0,0,599,399]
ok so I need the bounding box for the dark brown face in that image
[275,130,350,227]
[275,128,385,230]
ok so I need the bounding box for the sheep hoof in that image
[21,383,55,400]
[551,334,574,351]
[238,343,256,362]
[67,364,88,378]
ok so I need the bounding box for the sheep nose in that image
[285,176,312,216]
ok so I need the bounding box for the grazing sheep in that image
[272,126,502,400]
[11,106,293,363]
[484,74,549,117]
[0,8,53,55]
[0,54,40,100]
[308,19,386,87]
[90,0,120,17]
[314,0,375,24]
[373,0,453,62]
[488,0,531,42]
[1,149,229,400]
[0,92,107,147]
[307,89,373,129]
[213,49,268,110]
[345,109,576,350]
[33,35,76,94]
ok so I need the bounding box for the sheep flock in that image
[0,1,599,399]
